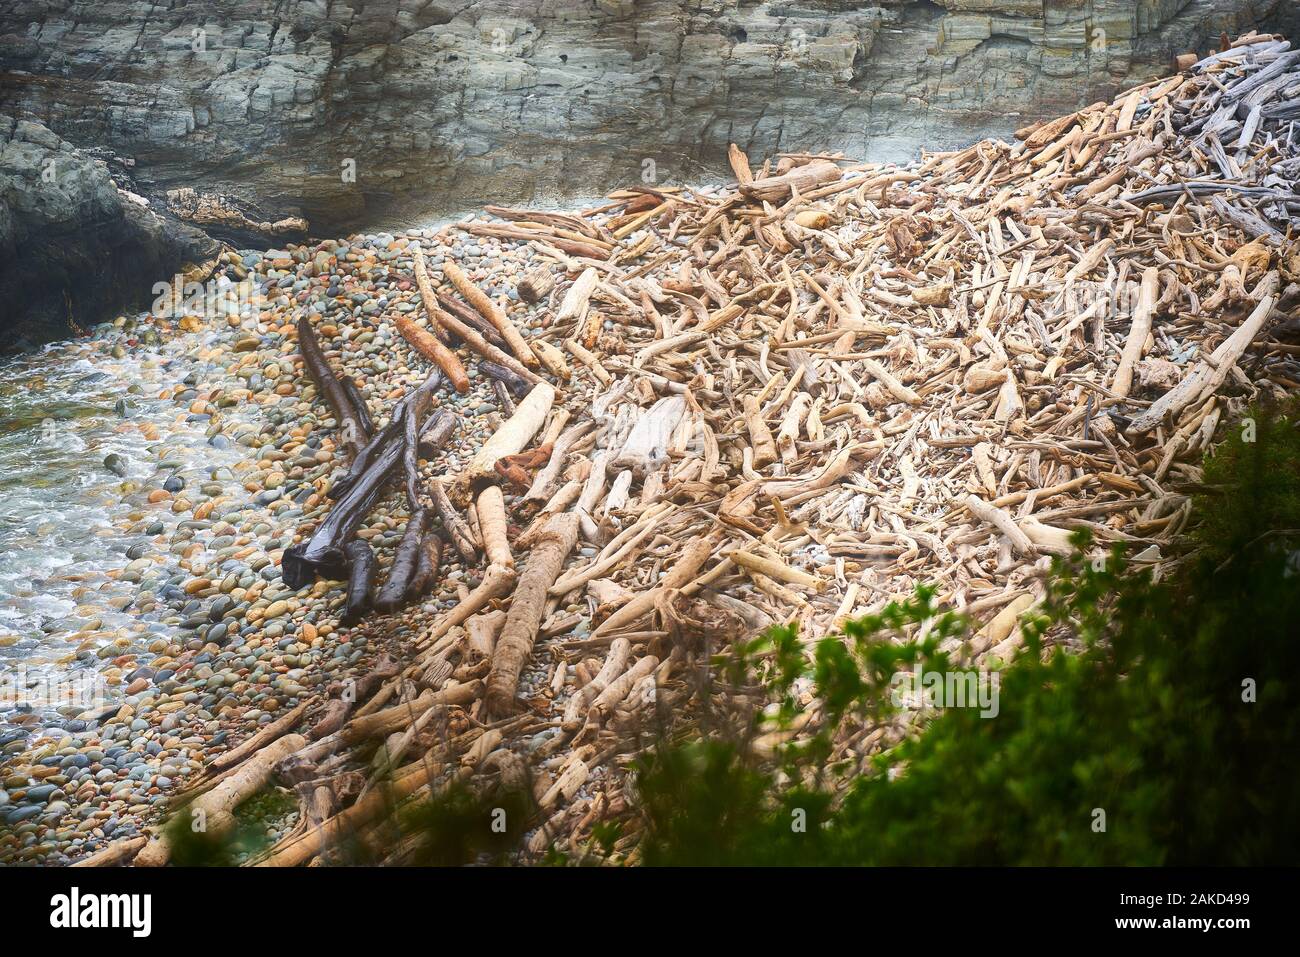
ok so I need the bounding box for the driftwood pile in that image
[102,34,1300,866]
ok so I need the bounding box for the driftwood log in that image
[282,371,441,588]
[135,733,307,866]
[374,508,431,613]
[341,540,377,625]
[298,316,370,459]
[485,512,581,717]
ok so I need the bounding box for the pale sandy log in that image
[254,758,439,867]
[418,562,517,649]
[966,494,1035,555]
[461,381,556,487]
[565,338,612,385]
[476,484,514,568]
[71,836,148,867]
[207,702,309,774]
[532,339,571,380]
[587,654,659,728]
[562,637,632,730]
[1111,266,1159,398]
[557,267,600,324]
[136,733,307,866]
[730,549,824,591]
[337,680,482,745]
[1017,518,1075,555]
[861,357,921,405]
[741,161,841,203]
[973,594,1037,654]
[485,512,581,717]
[590,535,715,639]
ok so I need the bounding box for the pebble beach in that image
[0,226,546,864]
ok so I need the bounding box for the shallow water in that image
[0,324,257,722]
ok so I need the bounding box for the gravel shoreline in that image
[0,226,542,864]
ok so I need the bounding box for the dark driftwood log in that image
[299,316,370,458]
[480,360,532,399]
[283,372,441,588]
[340,377,374,436]
[408,533,444,600]
[328,412,403,502]
[374,508,431,613]
[330,384,448,502]
[341,540,376,625]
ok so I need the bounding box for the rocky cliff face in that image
[0,116,218,352]
[1,0,1282,237]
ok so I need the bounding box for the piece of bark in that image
[416,409,457,459]
[485,512,581,717]
[518,266,556,304]
[480,359,533,399]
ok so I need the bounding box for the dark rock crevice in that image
[0,115,219,353]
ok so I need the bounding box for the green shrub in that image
[634,402,1300,866]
